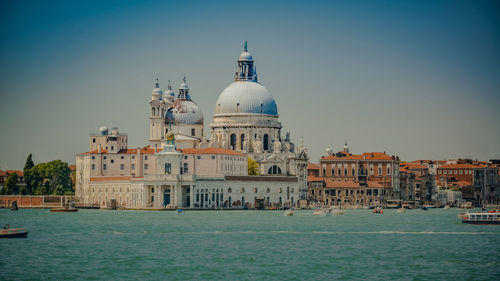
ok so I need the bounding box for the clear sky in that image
[1,0,499,169]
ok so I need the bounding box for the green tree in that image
[26,160,73,195]
[4,172,19,195]
[23,154,35,194]
[248,157,259,175]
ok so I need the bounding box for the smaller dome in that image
[239,51,253,61]
[165,99,203,125]
[179,83,188,90]
[152,87,163,100]
[99,126,108,135]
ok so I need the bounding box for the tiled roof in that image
[1,170,24,176]
[367,181,384,188]
[439,164,486,169]
[307,163,319,170]
[90,176,131,182]
[401,163,428,170]
[307,176,324,182]
[322,152,393,161]
[182,148,246,156]
[325,178,360,188]
[79,145,162,155]
[69,165,76,171]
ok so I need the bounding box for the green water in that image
[1,209,499,280]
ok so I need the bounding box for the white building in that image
[75,42,307,209]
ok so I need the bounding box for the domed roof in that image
[152,80,163,100]
[214,81,278,116]
[165,99,204,125]
[239,51,253,61]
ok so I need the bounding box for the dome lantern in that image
[235,41,257,82]
[151,78,163,100]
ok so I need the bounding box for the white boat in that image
[397,208,406,213]
[284,209,295,216]
[462,212,500,224]
[331,209,344,215]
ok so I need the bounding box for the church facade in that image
[75,43,308,209]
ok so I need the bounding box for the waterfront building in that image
[398,163,433,206]
[75,43,306,209]
[437,163,499,206]
[308,143,400,207]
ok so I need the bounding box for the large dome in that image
[166,99,204,125]
[214,81,278,116]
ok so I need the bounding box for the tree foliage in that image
[248,157,259,175]
[1,172,19,195]
[23,159,73,195]
[23,154,35,194]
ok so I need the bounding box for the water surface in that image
[1,209,499,280]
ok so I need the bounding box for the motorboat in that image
[284,208,295,216]
[372,207,384,214]
[50,202,78,212]
[0,224,28,238]
[397,208,406,213]
[462,212,500,224]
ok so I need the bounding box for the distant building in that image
[399,163,433,205]
[0,170,26,192]
[437,163,499,206]
[309,143,400,207]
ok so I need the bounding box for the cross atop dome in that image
[244,41,248,52]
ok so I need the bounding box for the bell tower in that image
[149,79,164,149]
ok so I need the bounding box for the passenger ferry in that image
[461,212,500,224]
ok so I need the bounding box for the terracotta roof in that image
[399,167,410,173]
[69,165,76,171]
[90,176,131,182]
[182,148,246,156]
[439,163,486,169]
[401,163,428,170]
[79,145,162,155]
[322,152,393,161]
[367,181,384,188]
[307,163,319,170]
[307,176,324,182]
[2,170,24,176]
[325,178,359,188]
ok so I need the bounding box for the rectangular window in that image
[111,146,114,151]
[144,164,148,170]
[120,164,124,170]
[145,156,148,160]
[91,156,95,160]
[211,156,216,160]
[378,168,382,175]
[438,170,441,174]
[92,164,95,170]
[387,167,390,175]
[459,170,463,174]
[111,159,114,163]
[132,164,135,170]
[103,164,107,170]
[103,156,107,159]
[121,156,124,159]
[197,156,201,159]
[164,163,171,174]
[454,170,457,174]
[132,156,135,159]
[345,189,348,196]
[331,169,335,176]
[191,128,195,136]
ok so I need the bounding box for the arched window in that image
[240,134,245,150]
[183,163,189,174]
[152,107,155,116]
[263,134,269,151]
[268,165,282,175]
[230,134,237,150]
[228,188,232,193]
[266,188,270,193]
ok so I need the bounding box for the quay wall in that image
[0,195,74,208]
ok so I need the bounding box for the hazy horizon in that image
[1,0,499,170]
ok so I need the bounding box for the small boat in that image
[462,212,500,224]
[284,208,294,216]
[458,212,469,219]
[50,207,78,212]
[177,208,183,213]
[51,202,78,212]
[444,206,451,209]
[372,207,383,214]
[331,209,344,215]
[422,206,428,211]
[0,224,28,238]
[10,201,18,211]
[397,208,406,213]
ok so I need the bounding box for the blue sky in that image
[1,0,499,169]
